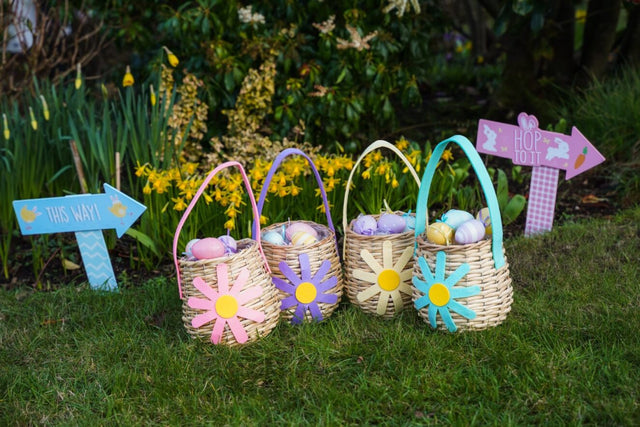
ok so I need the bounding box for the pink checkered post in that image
[525,166,559,236]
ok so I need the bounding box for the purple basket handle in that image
[252,148,337,252]
[172,161,268,299]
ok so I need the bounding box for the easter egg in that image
[262,230,286,246]
[184,238,200,260]
[218,235,238,254]
[291,231,318,246]
[454,219,486,245]
[285,222,318,242]
[377,213,406,234]
[352,214,377,235]
[426,222,454,245]
[476,207,492,237]
[402,213,416,232]
[191,237,226,259]
[441,209,474,230]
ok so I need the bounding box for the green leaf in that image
[496,169,508,211]
[502,194,526,225]
[126,228,160,257]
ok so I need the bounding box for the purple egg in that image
[377,213,406,234]
[454,219,486,245]
[352,214,377,235]
[218,235,238,254]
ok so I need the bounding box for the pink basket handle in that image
[172,161,267,299]
[252,148,338,253]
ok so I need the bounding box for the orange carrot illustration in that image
[574,147,587,169]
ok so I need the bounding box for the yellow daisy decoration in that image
[353,241,414,315]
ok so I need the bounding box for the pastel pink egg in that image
[377,213,406,234]
[191,237,226,259]
[454,219,486,245]
[285,222,318,241]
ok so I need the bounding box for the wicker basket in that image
[172,161,280,346]
[342,140,421,318]
[412,135,513,332]
[254,149,343,324]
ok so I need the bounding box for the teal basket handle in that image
[414,135,505,269]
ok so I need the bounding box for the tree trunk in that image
[546,0,576,87]
[578,0,622,85]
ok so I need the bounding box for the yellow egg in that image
[476,207,492,237]
[291,231,317,246]
[426,222,454,245]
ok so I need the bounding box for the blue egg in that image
[441,209,474,230]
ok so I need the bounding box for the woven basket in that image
[172,161,280,346]
[412,135,513,332]
[342,140,421,318]
[254,149,343,324]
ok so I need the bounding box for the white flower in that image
[238,5,265,25]
[383,0,421,17]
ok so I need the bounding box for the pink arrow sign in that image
[476,112,605,236]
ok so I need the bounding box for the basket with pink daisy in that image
[172,161,280,346]
[342,140,421,319]
[253,148,343,325]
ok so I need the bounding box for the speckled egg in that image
[352,214,377,235]
[218,235,238,254]
[426,222,455,245]
[191,237,226,259]
[285,222,318,242]
[262,230,286,246]
[441,209,474,230]
[290,231,318,246]
[377,213,406,234]
[184,238,201,260]
[476,207,492,237]
[454,219,486,245]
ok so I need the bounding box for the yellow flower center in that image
[377,269,400,291]
[428,283,450,307]
[215,295,239,318]
[295,282,317,304]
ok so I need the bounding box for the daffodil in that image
[29,107,37,131]
[150,84,157,106]
[442,149,454,162]
[75,63,82,89]
[3,113,10,140]
[39,95,50,121]
[163,46,179,67]
[123,65,134,87]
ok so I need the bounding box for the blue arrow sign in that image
[13,183,146,238]
[12,184,146,291]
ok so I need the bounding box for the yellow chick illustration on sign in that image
[20,205,41,229]
[108,195,128,223]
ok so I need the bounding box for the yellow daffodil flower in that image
[224,219,235,231]
[163,46,179,67]
[29,107,38,131]
[123,65,135,87]
[172,197,187,211]
[75,63,82,89]
[442,149,454,162]
[40,95,50,121]
[150,84,157,106]
[3,113,9,140]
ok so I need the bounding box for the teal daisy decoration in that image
[413,251,480,332]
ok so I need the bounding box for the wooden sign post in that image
[12,184,146,290]
[476,112,605,236]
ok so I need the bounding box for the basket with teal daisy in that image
[253,148,343,325]
[413,135,513,332]
[172,161,280,346]
[342,140,421,318]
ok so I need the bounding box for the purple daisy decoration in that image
[273,253,338,324]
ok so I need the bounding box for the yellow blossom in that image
[172,197,187,211]
[442,149,454,162]
[75,63,82,90]
[163,46,180,67]
[259,215,268,225]
[395,137,409,151]
[224,219,236,231]
[289,183,302,196]
[150,84,157,106]
[277,186,290,198]
[135,161,149,177]
[3,113,9,140]
[40,95,50,121]
[123,65,135,87]
[392,178,399,188]
[362,169,371,180]
[202,192,213,204]
[143,182,152,195]
[29,107,37,131]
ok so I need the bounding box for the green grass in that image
[1,207,639,425]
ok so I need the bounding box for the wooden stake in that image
[69,140,88,194]
[115,151,121,191]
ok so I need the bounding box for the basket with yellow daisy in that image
[342,140,421,319]
[172,161,280,346]
[253,148,343,325]
[412,135,513,332]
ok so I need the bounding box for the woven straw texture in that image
[179,239,280,346]
[261,221,343,322]
[343,213,415,319]
[413,235,513,331]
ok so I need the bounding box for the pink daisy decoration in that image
[188,263,265,344]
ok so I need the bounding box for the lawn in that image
[1,207,639,425]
